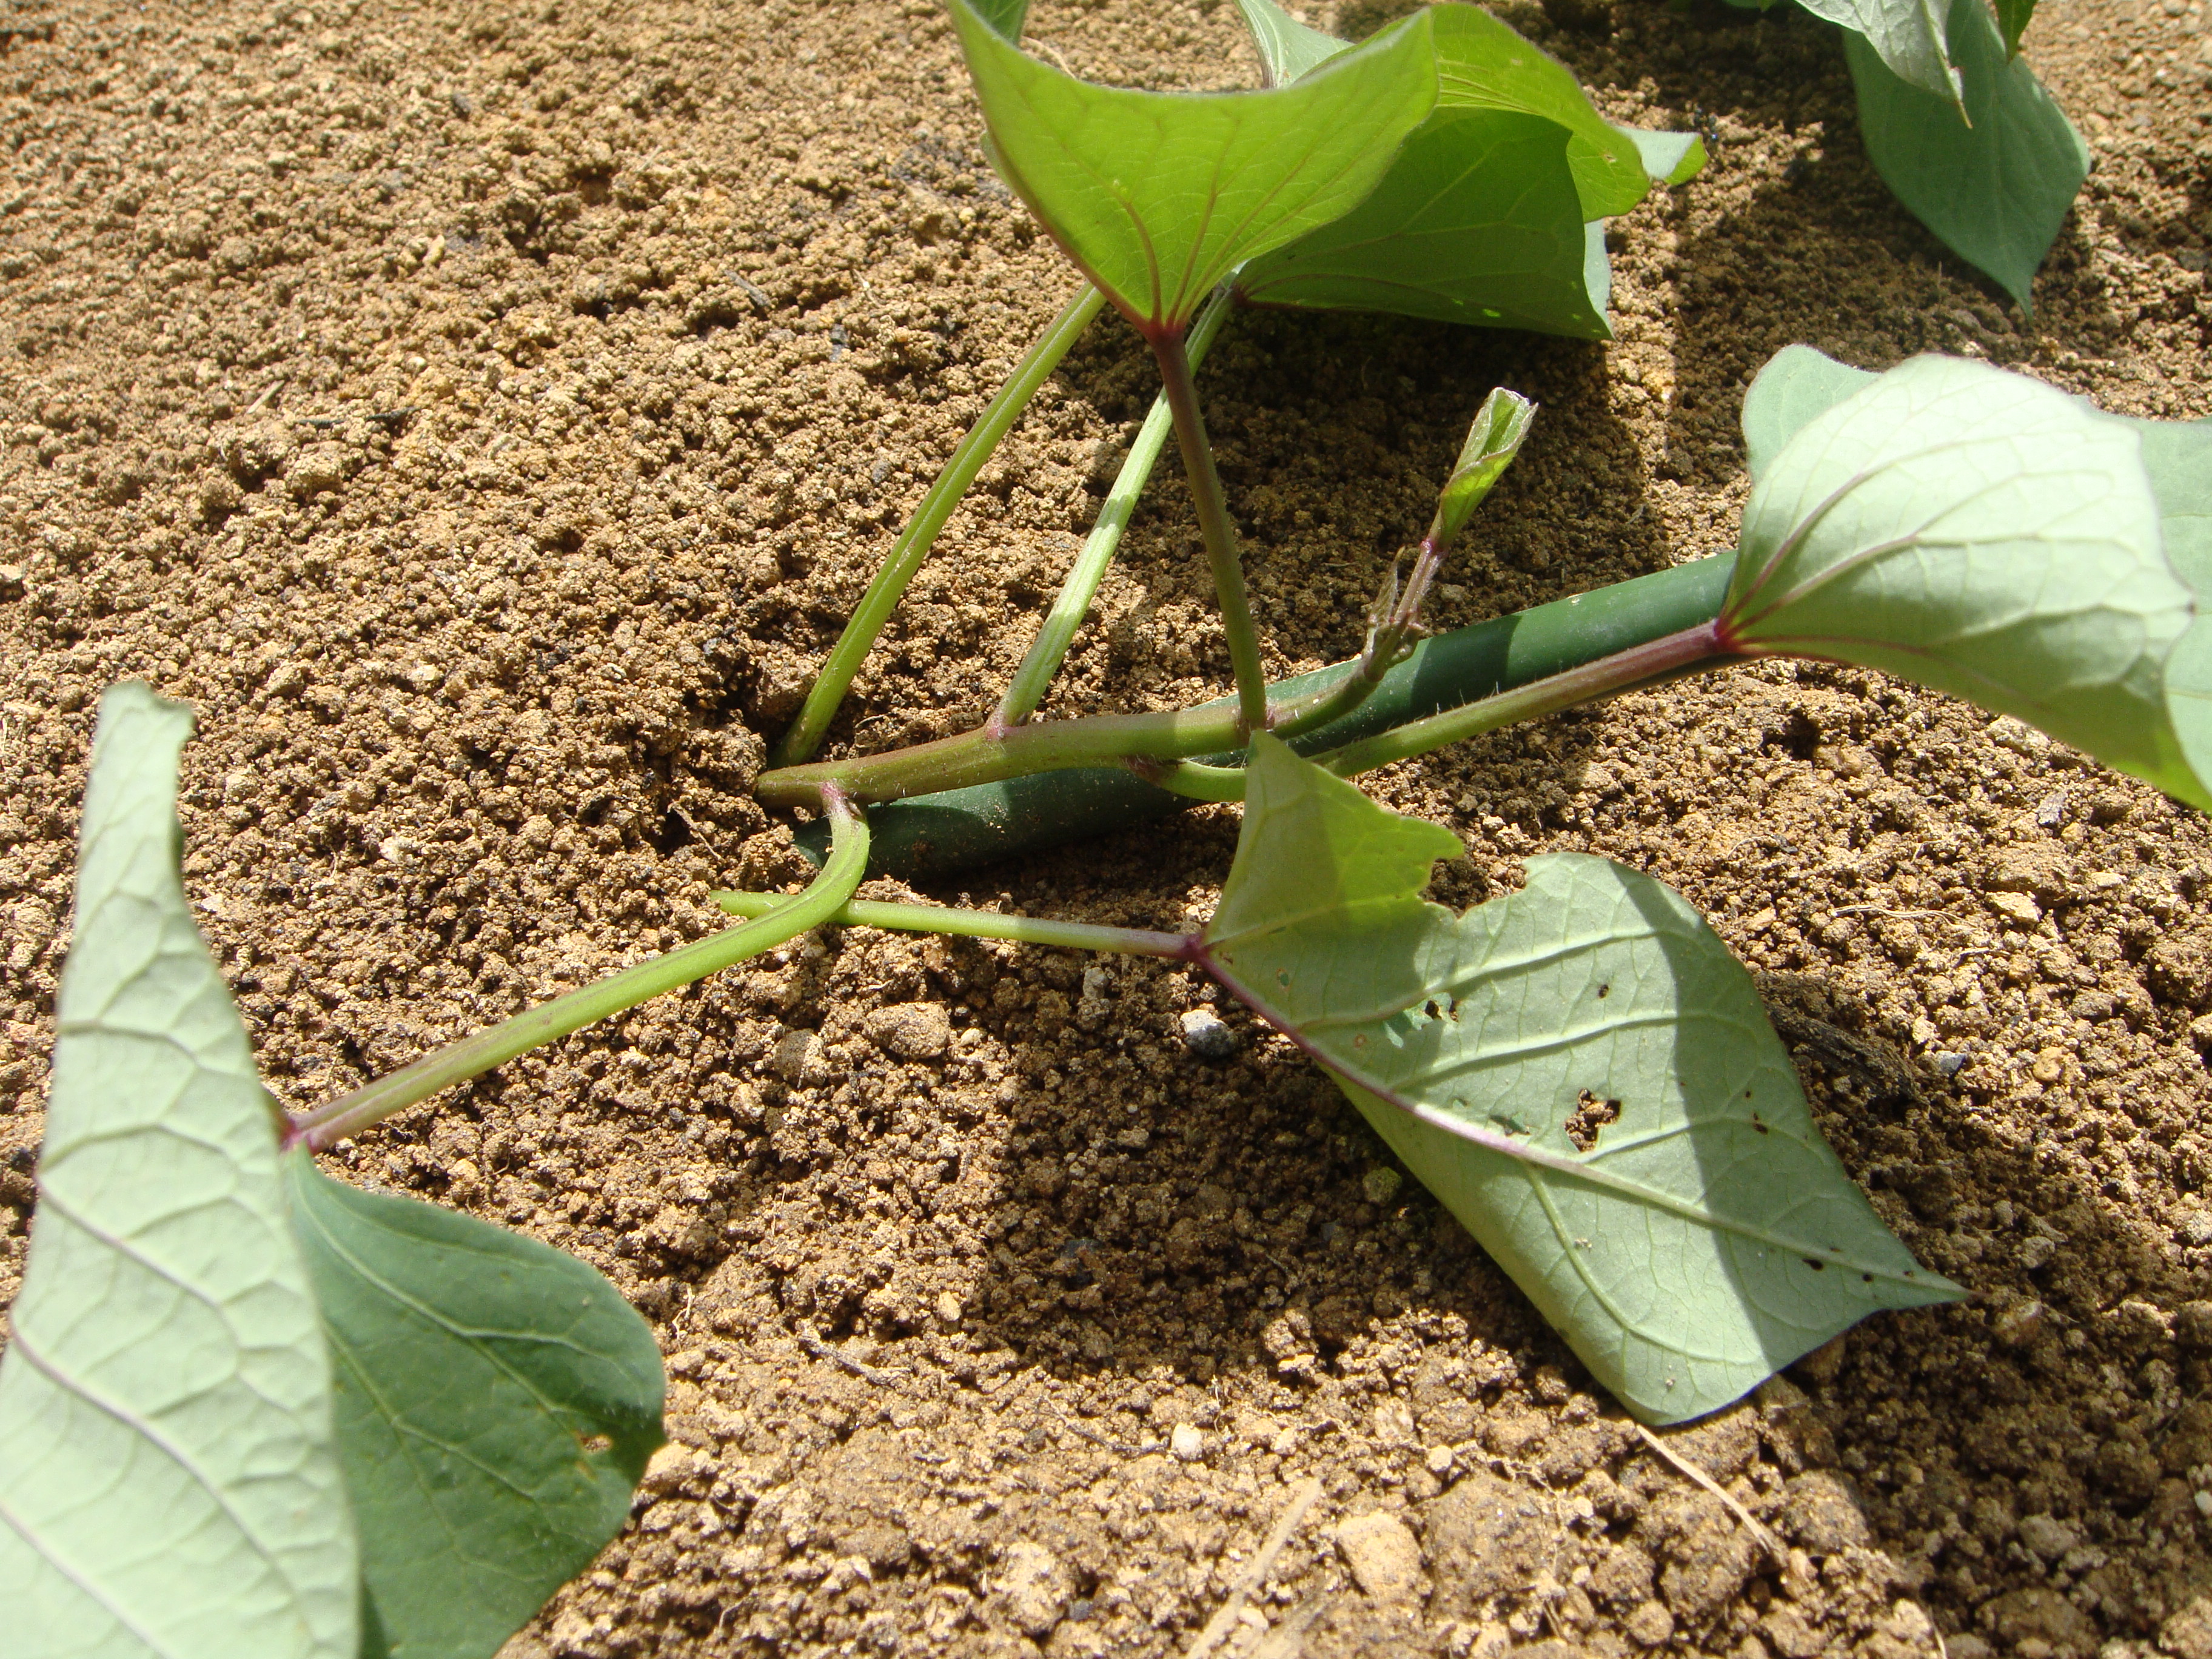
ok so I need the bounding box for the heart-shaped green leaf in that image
[1238,110,1607,338]
[947,0,1437,333]
[1200,736,1959,1423]
[286,1156,664,1659]
[1224,2,1699,337]
[1230,0,1675,217]
[0,684,359,1659]
[1845,0,2085,309]
[1724,354,2206,809]
[1802,0,1960,104]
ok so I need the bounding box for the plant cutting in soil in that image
[2,0,2211,1656]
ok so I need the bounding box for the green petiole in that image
[1316,617,1734,777]
[1153,324,1272,737]
[713,888,1193,957]
[771,283,1107,767]
[288,792,873,1150]
[995,285,1239,731]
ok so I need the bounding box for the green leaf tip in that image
[0,682,361,1659]
[1429,388,1537,549]
[1203,736,1959,1423]
[1802,0,1963,107]
[286,1153,664,1659]
[1726,352,2209,813]
[947,0,1438,333]
[1231,0,1345,85]
[1614,122,1706,187]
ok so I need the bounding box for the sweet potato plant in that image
[2,3,2207,1656]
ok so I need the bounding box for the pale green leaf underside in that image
[1238,110,1607,339]
[1846,0,2086,310]
[1726,354,2205,809]
[1614,123,1706,187]
[2106,415,2212,810]
[1740,343,1876,482]
[1801,0,1960,103]
[948,0,1436,330]
[1231,0,1342,86]
[1204,738,1957,1423]
[0,684,356,1659]
[286,1156,663,1659]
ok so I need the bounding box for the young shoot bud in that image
[1426,388,1536,552]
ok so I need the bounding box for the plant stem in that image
[757,697,1252,806]
[288,793,872,1151]
[996,286,1238,731]
[1151,325,1270,736]
[770,284,1107,767]
[789,553,1738,880]
[1135,759,1249,802]
[1317,618,1734,777]
[714,889,1193,958]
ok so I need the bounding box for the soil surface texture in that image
[4,0,2212,1656]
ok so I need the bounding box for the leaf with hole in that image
[1845,0,2086,309]
[947,0,1436,333]
[286,1155,664,1659]
[0,683,358,1659]
[1197,736,1959,1423]
[1723,353,2207,809]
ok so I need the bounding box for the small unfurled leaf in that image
[1429,388,1537,548]
[1801,0,1960,104]
[0,684,358,1659]
[1238,110,1607,339]
[1993,0,2036,55]
[1200,736,1958,1423]
[1845,0,2086,309]
[948,0,1436,332]
[1231,0,1344,85]
[286,1155,664,1659]
[1724,354,2206,809]
[1614,122,1707,187]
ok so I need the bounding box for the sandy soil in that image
[4,0,2212,1655]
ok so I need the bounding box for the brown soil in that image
[4,0,2212,1655]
